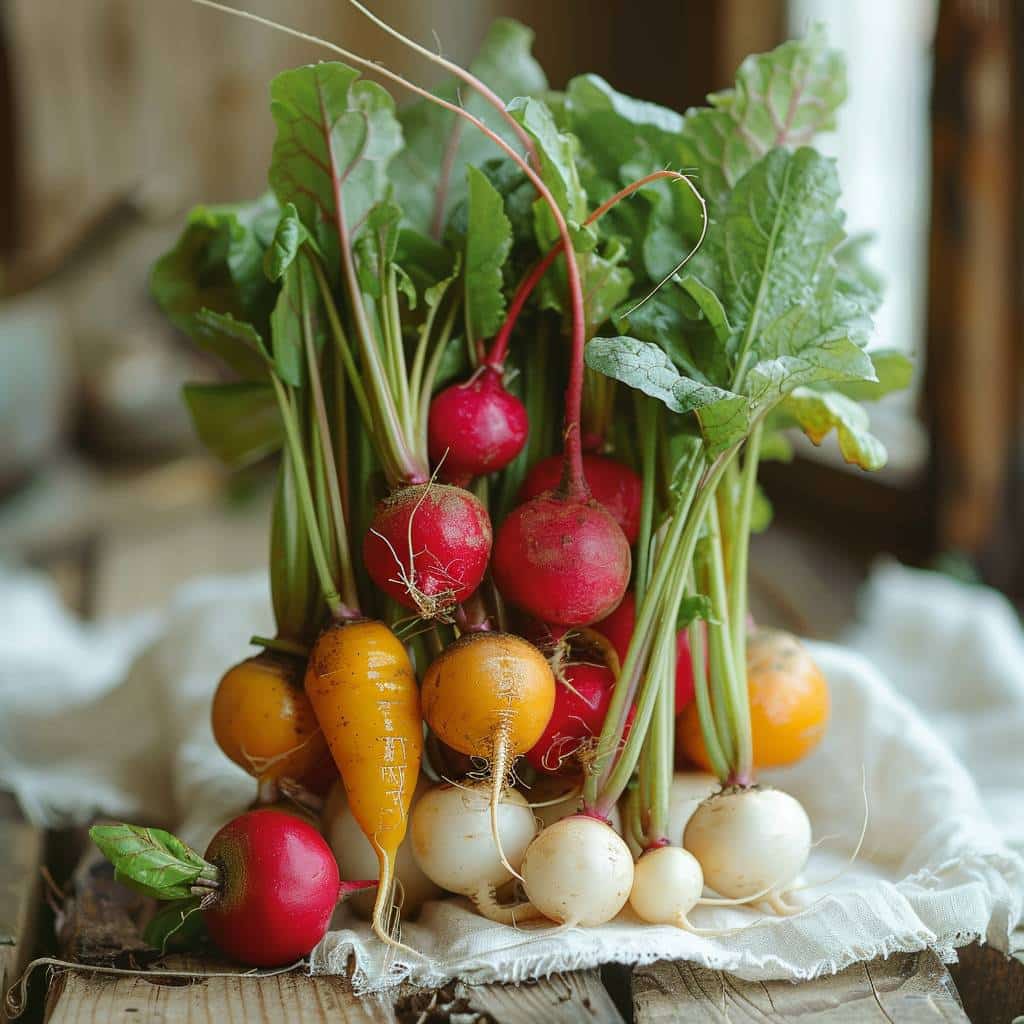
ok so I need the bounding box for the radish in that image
[520,815,633,926]
[363,483,492,618]
[428,367,528,484]
[524,663,614,773]
[595,592,695,711]
[421,633,555,877]
[91,811,375,967]
[683,787,812,900]
[628,846,705,926]
[409,782,541,923]
[492,491,631,627]
[520,454,642,545]
[323,779,441,919]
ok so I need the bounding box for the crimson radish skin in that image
[363,483,492,616]
[203,810,348,967]
[493,492,631,627]
[428,367,528,483]
[521,815,634,926]
[596,592,695,711]
[683,788,812,900]
[525,663,614,773]
[520,454,642,544]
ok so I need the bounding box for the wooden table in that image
[2,459,1023,1022]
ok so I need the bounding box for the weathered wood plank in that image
[0,793,44,1024]
[632,952,967,1022]
[45,964,397,1024]
[460,971,625,1024]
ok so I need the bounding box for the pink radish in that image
[428,367,528,484]
[520,454,642,545]
[91,811,374,968]
[595,591,696,711]
[363,483,492,617]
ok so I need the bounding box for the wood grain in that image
[0,794,44,1024]
[632,953,968,1022]
[460,971,624,1023]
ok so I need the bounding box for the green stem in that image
[589,449,739,816]
[634,395,658,604]
[301,265,360,613]
[705,499,753,783]
[687,600,729,780]
[584,470,695,811]
[335,197,425,485]
[645,628,674,845]
[250,635,310,658]
[385,268,414,442]
[729,420,763,670]
[270,375,348,620]
[416,300,459,459]
[310,259,372,437]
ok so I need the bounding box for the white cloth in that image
[0,560,1020,991]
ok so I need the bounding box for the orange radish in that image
[421,633,554,875]
[677,629,829,772]
[304,620,422,950]
[211,652,335,801]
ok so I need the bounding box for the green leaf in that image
[585,336,748,452]
[679,276,733,345]
[354,200,403,299]
[182,382,283,468]
[269,257,320,387]
[90,825,210,902]
[585,336,686,410]
[779,388,888,470]
[563,74,685,183]
[677,593,714,630]
[143,897,208,953]
[463,165,513,341]
[389,19,547,234]
[507,97,592,249]
[264,202,317,281]
[150,196,280,379]
[191,310,272,379]
[679,26,846,207]
[837,348,914,402]
[269,63,402,263]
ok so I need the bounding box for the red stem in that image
[485,170,694,371]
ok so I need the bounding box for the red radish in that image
[595,592,696,711]
[428,367,528,483]
[493,491,630,627]
[525,664,615,773]
[363,483,492,617]
[520,454,642,545]
[525,664,636,773]
[202,810,349,966]
[91,810,375,968]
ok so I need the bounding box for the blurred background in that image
[0,0,1019,634]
